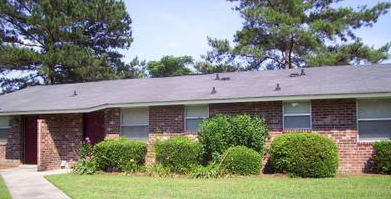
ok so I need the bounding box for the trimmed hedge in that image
[374,141,391,174]
[220,146,262,175]
[270,133,338,178]
[199,114,268,161]
[94,137,147,171]
[154,137,204,173]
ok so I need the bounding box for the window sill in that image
[0,141,7,146]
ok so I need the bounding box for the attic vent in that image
[221,77,230,81]
[211,87,217,94]
[289,69,306,77]
[275,83,281,91]
[300,69,306,75]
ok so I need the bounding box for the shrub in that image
[270,133,338,178]
[219,146,262,175]
[199,114,268,161]
[94,137,147,171]
[188,164,221,179]
[154,137,204,173]
[146,164,171,177]
[374,141,391,174]
[73,138,98,175]
[72,158,98,175]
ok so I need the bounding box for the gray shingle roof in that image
[1,64,391,115]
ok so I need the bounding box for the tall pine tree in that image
[203,0,391,71]
[0,0,133,92]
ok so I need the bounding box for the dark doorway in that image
[84,111,105,145]
[24,116,38,164]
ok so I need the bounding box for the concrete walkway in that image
[0,165,71,199]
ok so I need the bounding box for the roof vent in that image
[300,68,306,76]
[72,90,78,96]
[275,83,281,91]
[289,73,300,77]
[211,87,217,94]
[221,77,230,81]
[214,74,220,80]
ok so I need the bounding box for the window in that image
[0,116,10,142]
[121,107,149,142]
[185,105,209,132]
[283,101,311,129]
[357,99,391,141]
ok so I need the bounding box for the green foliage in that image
[72,139,97,175]
[94,137,147,171]
[72,158,98,175]
[203,0,391,70]
[188,164,221,179]
[220,146,261,175]
[121,159,144,174]
[154,137,204,173]
[270,133,339,178]
[147,55,193,77]
[0,0,133,92]
[146,164,171,177]
[199,114,268,162]
[374,141,391,174]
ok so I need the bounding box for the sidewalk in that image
[0,166,71,199]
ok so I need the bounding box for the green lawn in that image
[46,174,391,199]
[0,175,11,199]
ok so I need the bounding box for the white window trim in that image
[356,99,391,142]
[120,107,149,136]
[282,101,312,130]
[184,105,209,132]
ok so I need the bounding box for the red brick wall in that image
[209,102,283,131]
[104,108,120,139]
[0,116,22,167]
[37,114,83,171]
[149,105,185,133]
[312,99,357,131]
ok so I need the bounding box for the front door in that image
[84,111,105,145]
[24,116,37,164]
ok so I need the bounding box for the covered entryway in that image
[84,111,105,145]
[24,116,38,164]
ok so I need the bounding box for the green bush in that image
[270,133,338,178]
[374,141,391,174]
[154,137,204,173]
[94,137,147,171]
[188,164,221,179]
[219,146,262,175]
[146,164,171,177]
[199,114,268,161]
[72,158,98,175]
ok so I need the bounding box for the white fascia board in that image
[1,92,391,116]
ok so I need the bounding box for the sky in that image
[122,0,391,63]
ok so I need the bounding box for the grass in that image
[0,175,11,199]
[46,174,391,199]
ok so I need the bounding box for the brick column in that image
[37,114,83,171]
[104,108,121,139]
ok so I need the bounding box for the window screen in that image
[121,108,149,141]
[283,101,311,129]
[0,116,10,142]
[185,105,208,132]
[358,99,391,141]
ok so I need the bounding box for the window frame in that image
[356,99,391,142]
[120,107,149,139]
[0,116,10,143]
[282,101,312,130]
[184,105,209,132]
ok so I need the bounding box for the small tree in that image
[199,114,268,162]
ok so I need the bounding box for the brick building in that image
[0,65,390,172]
